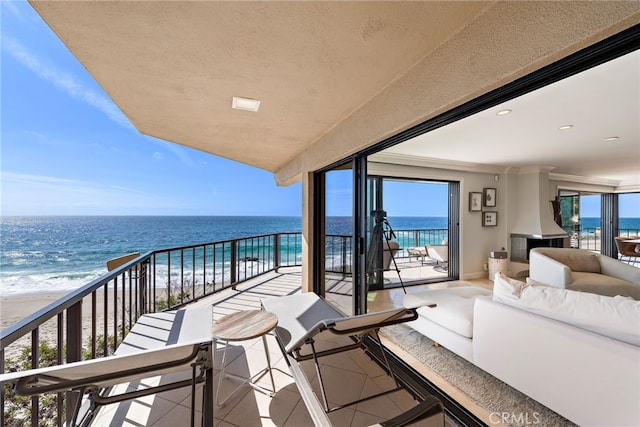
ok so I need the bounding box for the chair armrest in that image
[598,255,640,284]
[529,250,572,287]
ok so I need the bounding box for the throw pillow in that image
[492,274,528,299]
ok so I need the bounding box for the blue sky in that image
[1,2,301,216]
[1,2,637,219]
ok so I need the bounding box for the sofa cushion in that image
[570,272,640,300]
[494,274,640,346]
[553,252,601,273]
[404,286,492,338]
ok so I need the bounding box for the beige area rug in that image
[381,324,577,427]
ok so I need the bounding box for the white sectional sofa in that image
[403,277,640,427]
[529,247,640,299]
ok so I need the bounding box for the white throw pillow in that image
[493,274,640,346]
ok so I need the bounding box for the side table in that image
[211,310,278,407]
[488,257,508,281]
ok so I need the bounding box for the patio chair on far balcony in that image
[615,237,640,266]
[426,245,449,270]
[382,240,400,271]
[106,252,141,271]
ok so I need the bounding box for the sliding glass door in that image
[317,163,460,315]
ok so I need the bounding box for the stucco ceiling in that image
[30,1,491,171]
[30,1,639,188]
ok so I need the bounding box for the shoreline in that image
[1,292,72,327]
[2,291,111,360]
[1,287,181,361]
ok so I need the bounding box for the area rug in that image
[381,324,576,427]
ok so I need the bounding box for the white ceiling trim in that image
[549,173,621,188]
[369,152,507,175]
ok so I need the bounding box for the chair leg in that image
[202,344,214,427]
[310,340,330,412]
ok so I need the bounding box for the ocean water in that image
[1,216,638,296]
[581,217,640,232]
[0,216,302,296]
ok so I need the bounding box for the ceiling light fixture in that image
[232,96,261,112]
[604,136,620,141]
[496,109,512,116]
[559,125,574,130]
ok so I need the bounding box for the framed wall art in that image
[469,192,482,212]
[483,188,497,207]
[482,211,498,227]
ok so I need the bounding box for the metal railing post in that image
[139,261,147,315]
[65,300,82,423]
[341,237,347,276]
[30,330,39,427]
[274,234,280,272]
[0,348,4,427]
[231,240,237,290]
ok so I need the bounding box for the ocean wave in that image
[1,266,247,297]
[0,269,107,296]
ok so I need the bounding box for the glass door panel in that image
[559,192,580,248]
[560,191,601,250]
[619,193,640,238]
[323,166,354,315]
[376,179,452,285]
[365,177,384,292]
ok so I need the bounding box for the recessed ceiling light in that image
[496,109,512,116]
[232,96,261,112]
[604,136,620,141]
[559,125,574,130]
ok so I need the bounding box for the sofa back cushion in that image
[555,252,601,273]
[533,247,602,273]
[493,274,640,346]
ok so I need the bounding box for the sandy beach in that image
[1,291,109,360]
[1,287,184,361]
[1,292,71,330]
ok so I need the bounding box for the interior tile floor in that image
[90,267,497,426]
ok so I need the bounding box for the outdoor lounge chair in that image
[426,245,448,270]
[261,292,443,427]
[0,306,215,427]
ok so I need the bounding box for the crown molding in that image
[368,152,506,175]
[549,172,621,187]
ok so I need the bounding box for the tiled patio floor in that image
[89,268,479,426]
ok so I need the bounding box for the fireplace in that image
[509,167,568,262]
[511,234,565,262]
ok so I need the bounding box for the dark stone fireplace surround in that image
[510,234,565,263]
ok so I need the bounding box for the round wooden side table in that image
[211,310,278,407]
